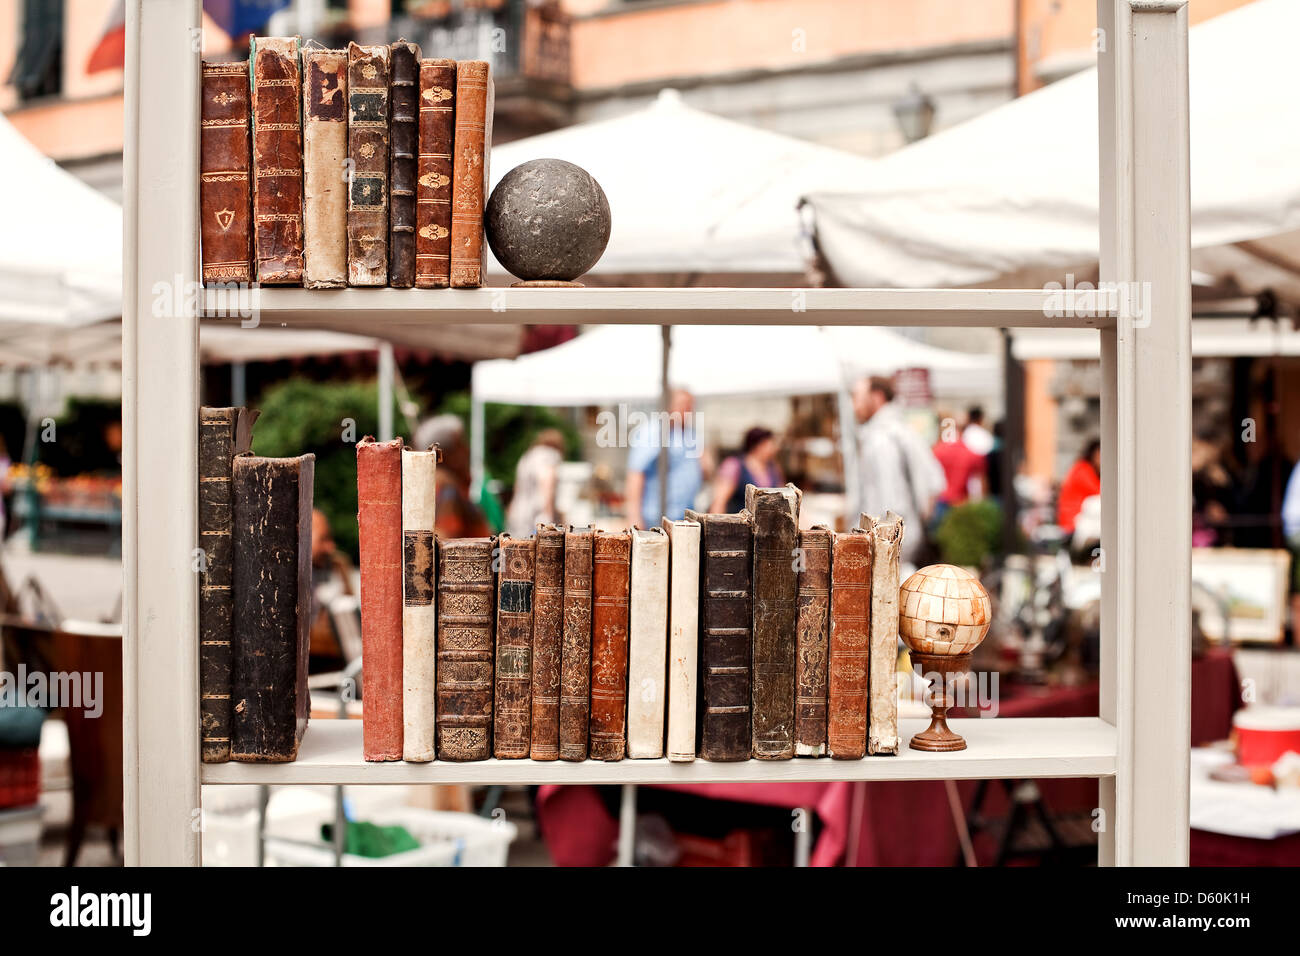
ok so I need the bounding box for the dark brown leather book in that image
[198,406,258,763]
[559,526,594,761]
[529,523,564,760]
[687,509,753,761]
[794,526,832,757]
[747,484,801,760]
[493,534,535,759]
[436,537,495,761]
[589,530,631,761]
[230,454,314,761]
[387,40,421,288]
[301,48,348,288]
[347,43,390,286]
[250,37,304,284]
[415,58,456,288]
[200,60,252,285]
[449,60,493,288]
[828,528,873,759]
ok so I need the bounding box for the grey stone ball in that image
[485,159,612,282]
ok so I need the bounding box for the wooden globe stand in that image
[910,650,973,752]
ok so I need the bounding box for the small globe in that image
[899,564,991,657]
[485,158,612,282]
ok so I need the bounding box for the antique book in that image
[558,526,594,761]
[747,484,801,760]
[865,511,905,755]
[436,537,495,761]
[346,43,390,286]
[401,447,437,762]
[662,516,700,762]
[688,509,753,761]
[529,523,565,760]
[387,41,421,288]
[356,436,404,761]
[230,454,314,761]
[199,60,253,284]
[198,406,258,763]
[589,531,631,761]
[415,58,456,288]
[627,527,669,759]
[249,36,304,284]
[301,48,348,288]
[449,60,494,288]
[794,526,832,757]
[828,527,873,759]
[494,535,535,759]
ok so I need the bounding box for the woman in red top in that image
[1057,439,1101,533]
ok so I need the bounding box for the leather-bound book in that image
[436,537,495,761]
[198,406,258,763]
[494,534,535,759]
[688,509,753,762]
[828,527,873,759]
[199,61,252,284]
[347,43,390,286]
[249,36,304,284]
[529,523,564,760]
[230,454,314,761]
[415,58,456,288]
[864,511,905,755]
[387,41,421,288]
[356,436,403,761]
[401,447,438,762]
[449,60,493,288]
[662,516,700,762]
[589,531,631,761]
[301,48,348,289]
[747,484,801,760]
[794,526,832,757]
[558,526,594,761]
[627,527,669,759]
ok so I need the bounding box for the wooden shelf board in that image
[202,716,1117,785]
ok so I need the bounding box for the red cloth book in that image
[357,436,404,761]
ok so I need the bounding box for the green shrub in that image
[934,499,1004,568]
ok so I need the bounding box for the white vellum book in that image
[627,526,670,758]
[662,517,700,761]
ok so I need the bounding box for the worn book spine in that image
[301,48,348,288]
[387,41,421,288]
[401,447,437,762]
[794,526,832,756]
[436,537,495,761]
[415,58,456,288]
[662,517,700,762]
[688,510,753,761]
[199,60,253,284]
[494,535,535,759]
[529,523,564,760]
[747,484,801,760]
[589,531,631,761]
[230,454,314,761]
[865,511,905,755]
[559,526,594,761]
[356,436,404,761]
[828,527,873,759]
[347,43,390,286]
[627,527,669,759]
[449,60,493,288]
[249,36,304,284]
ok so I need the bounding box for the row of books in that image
[201,37,493,291]
[358,436,907,763]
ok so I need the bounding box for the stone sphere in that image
[485,159,611,282]
[899,564,991,657]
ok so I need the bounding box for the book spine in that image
[347,42,390,286]
[387,41,421,288]
[529,524,565,760]
[250,37,304,284]
[828,528,873,759]
[663,518,700,762]
[301,48,348,289]
[589,531,631,761]
[748,485,800,759]
[559,527,594,761]
[401,448,437,762]
[415,58,456,288]
[436,537,495,761]
[198,407,240,762]
[449,60,493,288]
[867,512,905,755]
[356,436,404,761]
[494,535,535,759]
[794,527,832,756]
[691,510,753,761]
[627,527,669,758]
[199,61,252,285]
[231,454,314,761]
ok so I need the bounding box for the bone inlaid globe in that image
[898,564,992,657]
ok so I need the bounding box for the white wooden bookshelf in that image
[123,0,1191,866]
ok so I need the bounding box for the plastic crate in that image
[0,749,40,810]
[265,806,517,867]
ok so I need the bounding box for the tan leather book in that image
[558,526,594,761]
[249,37,304,285]
[401,447,437,762]
[864,511,905,755]
[199,61,252,285]
[449,60,493,288]
[388,41,421,288]
[794,526,832,757]
[301,48,348,289]
[347,43,390,286]
[529,523,565,760]
[415,58,456,288]
[627,526,669,758]
[828,527,872,759]
[494,534,535,759]
[662,517,700,762]
[748,484,801,760]
[435,537,495,761]
[590,531,631,761]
